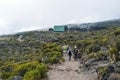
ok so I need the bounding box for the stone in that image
[12,76,22,80]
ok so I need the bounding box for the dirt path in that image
[47,54,97,80]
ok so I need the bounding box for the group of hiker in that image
[62,45,79,61]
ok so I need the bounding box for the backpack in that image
[68,50,72,55]
[74,49,78,55]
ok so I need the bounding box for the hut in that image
[53,25,68,32]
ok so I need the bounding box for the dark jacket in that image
[68,50,72,56]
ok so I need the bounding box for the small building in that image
[53,25,68,32]
[49,28,53,32]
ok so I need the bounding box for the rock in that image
[108,73,120,80]
[96,65,115,80]
[52,38,59,42]
[79,58,97,72]
[114,62,120,73]
[79,64,84,68]
[115,61,120,67]
[100,46,108,53]
[84,58,97,70]
[57,69,64,71]
[17,35,24,42]
[74,70,80,74]
[74,69,78,72]
[107,65,114,73]
[47,65,53,70]
[114,67,120,73]
[12,76,22,80]
[65,68,72,72]
[85,58,96,65]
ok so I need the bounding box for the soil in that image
[47,54,97,80]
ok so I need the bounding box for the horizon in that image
[0,18,120,36]
[0,0,120,35]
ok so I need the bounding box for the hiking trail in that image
[47,54,97,80]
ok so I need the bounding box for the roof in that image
[53,26,65,32]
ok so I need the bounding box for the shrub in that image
[88,44,101,53]
[94,39,103,46]
[109,47,118,55]
[116,41,120,51]
[1,62,47,80]
[95,51,105,60]
[114,29,120,36]
[1,64,14,79]
[41,43,63,64]
[109,47,118,63]
[23,70,41,80]
[97,66,108,76]
[82,39,92,46]
[43,48,52,53]
[100,66,108,75]
[102,38,108,43]
[102,37,108,45]
[50,57,58,64]
[15,62,47,78]
[1,71,11,79]
[35,63,47,78]
[88,53,95,59]
[88,51,105,60]
[60,57,65,62]
[96,65,115,80]
[76,40,82,48]
[53,46,62,52]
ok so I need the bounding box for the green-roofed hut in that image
[53,25,68,32]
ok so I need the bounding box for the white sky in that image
[0,0,120,34]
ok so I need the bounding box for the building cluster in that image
[49,24,90,32]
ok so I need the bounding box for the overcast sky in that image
[0,0,120,35]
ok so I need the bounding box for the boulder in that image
[108,73,120,80]
[12,76,22,80]
[84,58,96,70]
[96,65,115,80]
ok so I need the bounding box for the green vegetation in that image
[97,66,108,76]
[0,26,120,80]
[114,29,120,36]
[1,62,47,80]
[88,51,105,60]
[41,43,63,64]
[23,70,41,80]
[109,47,119,63]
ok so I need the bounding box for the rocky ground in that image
[47,54,97,80]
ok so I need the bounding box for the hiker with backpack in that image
[74,46,78,61]
[68,49,72,61]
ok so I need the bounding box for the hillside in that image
[67,19,120,31]
[0,26,120,80]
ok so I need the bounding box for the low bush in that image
[88,44,101,53]
[98,66,108,76]
[114,29,120,36]
[23,70,41,80]
[41,43,63,64]
[109,47,119,63]
[88,51,106,60]
[1,62,47,80]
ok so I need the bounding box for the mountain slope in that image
[67,19,120,31]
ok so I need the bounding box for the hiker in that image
[67,45,69,51]
[62,44,67,54]
[74,46,78,61]
[68,49,72,61]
